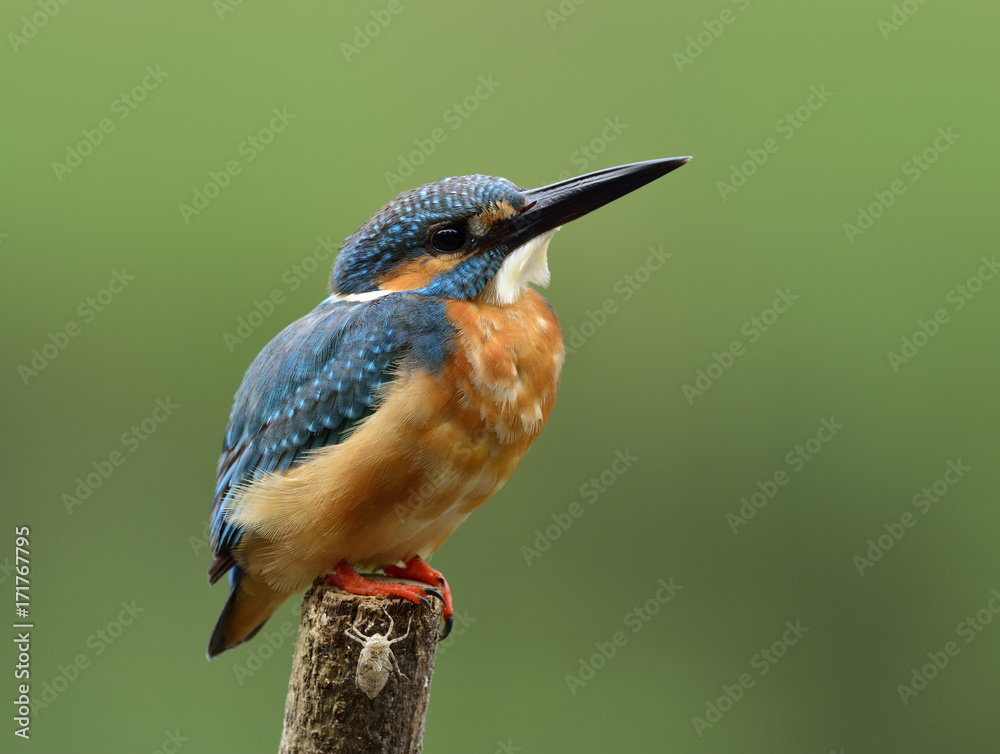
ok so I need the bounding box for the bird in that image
[206,156,691,658]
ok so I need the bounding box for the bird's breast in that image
[230,289,564,587]
[345,288,566,557]
[444,289,565,447]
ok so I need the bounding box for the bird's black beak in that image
[505,157,691,248]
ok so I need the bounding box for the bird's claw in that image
[325,560,439,613]
[440,613,454,641]
[324,558,454,638]
[421,587,444,604]
[382,556,454,641]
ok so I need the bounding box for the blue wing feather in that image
[207,292,453,583]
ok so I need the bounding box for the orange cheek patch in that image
[377,256,460,291]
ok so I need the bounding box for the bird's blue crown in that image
[331,175,526,295]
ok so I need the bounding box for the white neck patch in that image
[326,288,395,304]
[480,228,559,306]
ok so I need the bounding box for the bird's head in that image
[330,157,690,305]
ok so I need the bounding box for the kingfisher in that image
[206,157,691,658]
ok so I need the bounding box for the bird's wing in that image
[208,293,453,583]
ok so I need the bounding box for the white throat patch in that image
[480,228,559,306]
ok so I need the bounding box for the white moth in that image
[345,607,412,699]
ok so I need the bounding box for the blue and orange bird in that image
[206,157,690,657]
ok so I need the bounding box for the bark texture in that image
[279,581,442,754]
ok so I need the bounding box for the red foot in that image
[383,556,454,639]
[324,560,442,612]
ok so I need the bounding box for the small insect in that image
[345,606,412,699]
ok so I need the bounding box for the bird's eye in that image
[430,227,467,253]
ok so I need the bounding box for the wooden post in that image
[279,580,443,754]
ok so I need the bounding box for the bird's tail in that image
[207,566,289,659]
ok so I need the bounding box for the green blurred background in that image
[3,1,998,752]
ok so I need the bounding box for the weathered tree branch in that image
[279,580,443,754]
